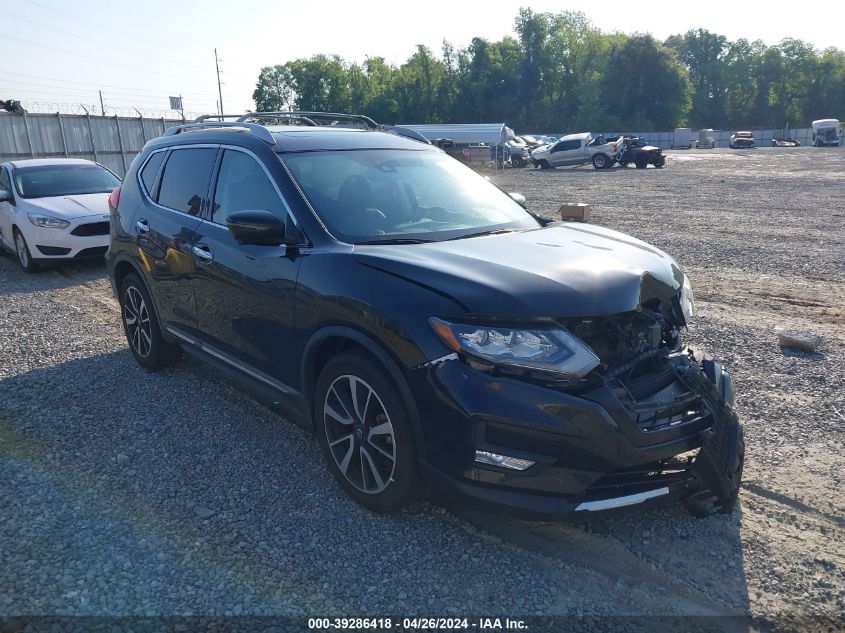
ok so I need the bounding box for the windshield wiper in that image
[357,237,434,245]
[446,228,517,241]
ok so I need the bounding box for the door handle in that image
[136,219,150,233]
[192,244,214,261]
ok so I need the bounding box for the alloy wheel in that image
[323,374,396,494]
[15,233,28,268]
[123,286,152,358]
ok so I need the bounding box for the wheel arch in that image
[109,255,171,342]
[301,325,425,453]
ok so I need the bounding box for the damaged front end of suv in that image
[397,230,744,519]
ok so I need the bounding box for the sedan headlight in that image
[430,317,600,378]
[27,213,70,229]
[680,274,695,323]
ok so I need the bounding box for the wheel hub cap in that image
[123,286,152,358]
[323,375,396,494]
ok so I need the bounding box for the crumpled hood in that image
[354,224,685,318]
[22,193,110,219]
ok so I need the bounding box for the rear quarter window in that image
[140,151,166,196]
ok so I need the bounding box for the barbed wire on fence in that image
[18,101,208,120]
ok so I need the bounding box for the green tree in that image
[665,29,728,127]
[252,64,294,112]
[601,34,692,130]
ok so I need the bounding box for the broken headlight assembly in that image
[680,274,695,323]
[430,317,600,379]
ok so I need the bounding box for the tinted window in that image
[13,164,120,199]
[211,150,284,225]
[140,151,166,195]
[560,140,581,151]
[0,167,10,192]
[157,148,216,216]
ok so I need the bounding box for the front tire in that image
[314,352,421,513]
[119,273,181,370]
[539,159,551,170]
[13,228,39,273]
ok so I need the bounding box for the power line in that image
[2,33,219,84]
[0,73,223,99]
[0,9,214,73]
[19,0,197,56]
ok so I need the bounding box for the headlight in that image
[27,213,70,229]
[430,317,600,378]
[680,274,695,322]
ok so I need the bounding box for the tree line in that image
[252,8,845,132]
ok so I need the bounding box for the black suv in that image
[106,112,743,519]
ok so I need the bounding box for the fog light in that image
[474,450,535,471]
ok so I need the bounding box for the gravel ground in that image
[1,147,843,632]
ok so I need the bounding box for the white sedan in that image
[0,158,120,273]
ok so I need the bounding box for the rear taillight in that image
[611,143,617,153]
[108,186,121,211]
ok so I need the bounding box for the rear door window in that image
[0,167,10,193]
[157,148,217,216]
[210,150,285,225]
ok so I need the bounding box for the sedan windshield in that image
[282,149,539,243]
[14,164,120,199]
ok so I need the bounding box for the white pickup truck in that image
[530,132,623,169]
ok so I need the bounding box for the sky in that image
[2,0,844,118]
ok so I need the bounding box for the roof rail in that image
[233,112,319,126]
[163,121,276,144]
[283,111,379,129]
[185,111,432,146]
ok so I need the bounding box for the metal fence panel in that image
[0,112,182,176]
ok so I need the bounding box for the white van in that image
[811,119,841,147]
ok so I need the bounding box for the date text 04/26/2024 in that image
[308,617,528,630]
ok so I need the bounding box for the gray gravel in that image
[1,147,843,629]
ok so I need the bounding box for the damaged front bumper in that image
[412,349,744,519]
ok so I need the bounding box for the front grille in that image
[74,246,108,258]
[609,354,713,432]
[71,222,109,236]
[36,245,71,256]
[582,451,698,501]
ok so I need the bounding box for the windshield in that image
[282,149,539,244]
[14,164,120,199]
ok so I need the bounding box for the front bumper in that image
[23,213,110,260]
[410,350,743,519]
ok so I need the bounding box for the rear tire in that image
[13,228,39,274]
[591,154,610,169]
[119,273,181,370]
[635,158,648,169]
[314,351,421,514]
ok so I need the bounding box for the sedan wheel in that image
[14,229,38,273]
[323,374,396,494]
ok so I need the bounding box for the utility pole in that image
[214,48,224,115]
[99,90,105,116]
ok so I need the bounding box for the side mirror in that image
[508,192,527,207]
[0,189,11,202]
[226,210,286,246]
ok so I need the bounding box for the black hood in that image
[354,223,685,318]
